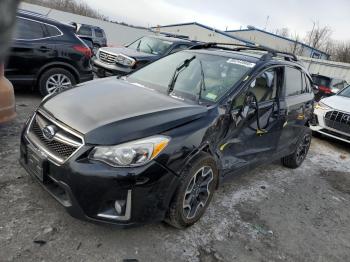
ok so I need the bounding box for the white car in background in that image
[311,85,350,143]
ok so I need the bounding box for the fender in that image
[35,61,80,83]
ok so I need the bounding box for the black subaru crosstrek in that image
[5,10,93,96]
[20,43,314,228]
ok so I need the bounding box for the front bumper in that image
[310,108,350,144]
[20,130,179,227]
[93,58,133,77]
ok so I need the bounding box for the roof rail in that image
[190,42,298,62]
[18,9,48,18]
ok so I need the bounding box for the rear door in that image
[278,66,314,155]
[5,16,56,84]
[219,66,285,174]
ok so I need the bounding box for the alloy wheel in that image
[46,74,72,94]
[183,166,214,220]
[296,134,311,163]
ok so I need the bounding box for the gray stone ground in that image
[1,90,350,262]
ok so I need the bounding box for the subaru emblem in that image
[42,125,57,141]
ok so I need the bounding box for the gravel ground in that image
[1,90,350,262]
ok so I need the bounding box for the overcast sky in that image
[84,0,350,41]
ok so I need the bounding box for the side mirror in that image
[312,84,319,94]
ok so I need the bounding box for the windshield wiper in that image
[136,40,141,51]
[167,55,196,94]
[198,60,206,103]
[146,43,154,54]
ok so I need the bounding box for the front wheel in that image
[166,152,218,229]
[282,128,312,169]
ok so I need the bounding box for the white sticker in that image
[226,59,256,68]
[206,93,217,100]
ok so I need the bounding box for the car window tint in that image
[250,69,277,102]
[78,25,92,36]
[302,73,311,93]
[285,67,303,96]
[94,29,104,38]
[15,17,45,40]
[45,24,61,37]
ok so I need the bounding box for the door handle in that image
[39,46,51,52]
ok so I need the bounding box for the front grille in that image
[325,110,350,134]
[27,112,83,163]
[99,51,117,64]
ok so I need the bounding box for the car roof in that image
[17,10,74,30]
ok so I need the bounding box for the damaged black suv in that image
[20,43,314,228]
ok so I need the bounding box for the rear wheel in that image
[166,152,218,229]
[38,68,76,96]
[282,128,312,168]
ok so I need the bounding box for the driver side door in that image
[219,67,285,176]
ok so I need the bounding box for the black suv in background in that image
[5,10,93,96]
[20,43,314,228]
[93,35,197,77]
[71,23,107,52]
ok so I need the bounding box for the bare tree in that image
[331,42,350,63]
[288,33,304,56]
[275,27,290,38]
[305,21,332,51]
[23,0,108,20]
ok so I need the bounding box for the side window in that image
[45,24,61,37]
[94,29,104,38]
[302,73,311,93]
[78,25,92,36]
[232,68,279,108]
[169,44,190,54]
[15,17,45,40]
[285,67,303,96]
[250,69,277,102]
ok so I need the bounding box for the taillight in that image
[73,45,92,58]
[318,85,332,94]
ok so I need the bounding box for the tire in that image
[166,152,218,229]
[38,68,76,96]
[282,128,312,169]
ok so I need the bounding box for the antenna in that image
[264,15,270,30]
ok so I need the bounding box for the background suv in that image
[5,10,93,96]
[312,74,348,101]
[93,35,197,77]
[72,23,107,52]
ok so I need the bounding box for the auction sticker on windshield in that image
[227,59,256,68]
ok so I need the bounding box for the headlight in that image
[116,54,136,67]
[331,87,340,94]
[315,102,332,111]
[89,135,170,167]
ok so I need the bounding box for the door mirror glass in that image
[312,84,319,94]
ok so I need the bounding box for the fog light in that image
[114,200,126,215]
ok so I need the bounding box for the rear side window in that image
[94,28,104,38]
[45,24,61,37]
[78,25,92,36]
[302,73,312,93]
[285,67,303,96]
[15,17,45,40]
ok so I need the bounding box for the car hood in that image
[100,47,156,60]
[322,95,350,112]
[42,78,208,145]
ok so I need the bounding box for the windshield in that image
[127,36,173,55]
[127,51,254,103]
[338,85,350,98]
